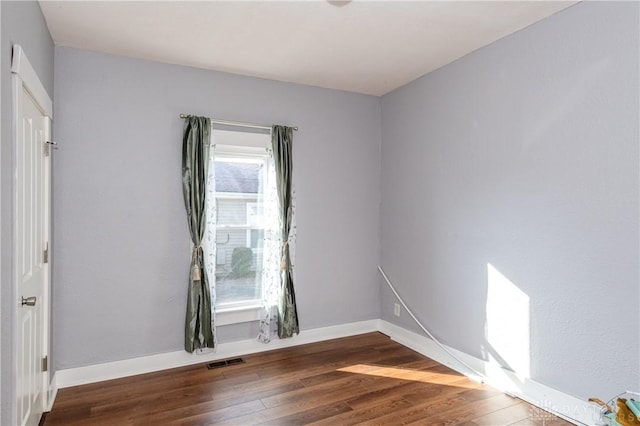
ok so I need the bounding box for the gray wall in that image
[33,0,640,407]
[1,1,54,424]
[52,47,382,370]
[380,1,639,400]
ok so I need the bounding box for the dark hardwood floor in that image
[44,332,572,425]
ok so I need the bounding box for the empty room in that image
[1,1,638,425]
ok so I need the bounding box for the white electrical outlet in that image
[393,303,400,317]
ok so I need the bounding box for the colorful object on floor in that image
[616,399,640,426]
[590,397,614,413]
[590,394,640,426]
[626,400,640,421]
[603,411,623,426]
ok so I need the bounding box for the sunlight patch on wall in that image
[486,263,530,380]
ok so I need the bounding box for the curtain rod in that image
[180,114,298,131]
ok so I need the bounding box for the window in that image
[246,203,264,248]
[207,129,271,315]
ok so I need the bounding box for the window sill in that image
[215,303,262,326]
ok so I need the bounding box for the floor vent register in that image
[207,357,245,369]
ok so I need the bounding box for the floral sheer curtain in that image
[203,135,217,348]
[258,125,299,343]
[257,151,280,342]
[257,152,298,342]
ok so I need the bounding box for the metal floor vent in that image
[207,357,245,369]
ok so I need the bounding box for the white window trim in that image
[212,129,270,150]
[216,224,262,231]
[216,302,262,326]
[214,145,267,158]
[216,192,258,200]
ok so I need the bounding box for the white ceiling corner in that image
[39,0,577,96]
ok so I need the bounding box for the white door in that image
[14,47,51,426]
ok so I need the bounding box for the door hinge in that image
[43,243,49,264]
[44,142,50,157]
[42,356,48,372]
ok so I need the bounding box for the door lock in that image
[21,296,36,307]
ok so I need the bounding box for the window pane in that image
[217,199,249,225]
[216,160,263,195]
[215,239,263,305]
[213,157,265,306]
[250,229,263,249]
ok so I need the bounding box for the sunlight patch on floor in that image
[337,364,478,388]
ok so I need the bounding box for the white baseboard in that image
[51,318,601,426]
[54,319,379,389]
[378,320,601,426]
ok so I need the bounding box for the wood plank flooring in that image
[44,332,572,425]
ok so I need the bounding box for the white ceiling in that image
[39,1,576,96]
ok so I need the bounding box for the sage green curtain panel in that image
[182,116,215,353]
[272,125,300,338]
